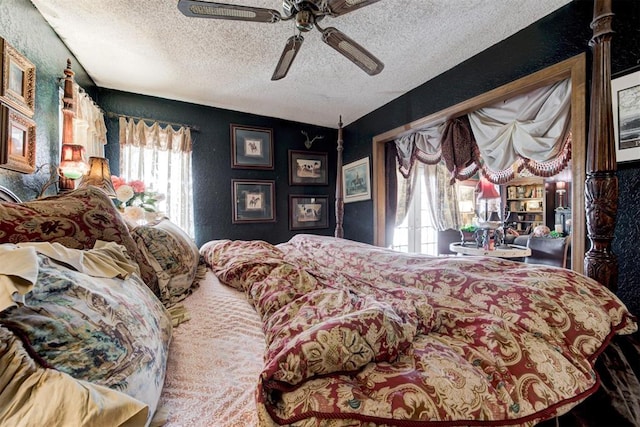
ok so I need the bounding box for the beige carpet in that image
[157,271,265,427]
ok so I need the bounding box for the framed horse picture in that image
[232,179,276,223]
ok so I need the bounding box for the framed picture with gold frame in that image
[0,104,36,174]
[0,39,36,118]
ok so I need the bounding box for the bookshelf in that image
[506,180,545,233]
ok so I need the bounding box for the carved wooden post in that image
[585,0,618,290]
[59,59,77,191]
[335,116,344,238]
[62,59,75,146]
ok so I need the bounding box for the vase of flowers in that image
[111,176,164,223]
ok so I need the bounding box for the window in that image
[119,118,194,236]
[391,164,438,254]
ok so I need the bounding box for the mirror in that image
[373,54,586,273]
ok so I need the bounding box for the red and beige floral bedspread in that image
[200,234,636,427]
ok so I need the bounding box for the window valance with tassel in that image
[395,78,572,184]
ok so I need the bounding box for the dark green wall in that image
[342,0,640,315]
[98,89,338,247]
[0,0,95,201]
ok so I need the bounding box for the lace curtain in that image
[60,84,108,157]
[395,159,461,231]
[119,117,194,236]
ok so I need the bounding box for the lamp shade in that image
[506,211,520,224]
[78,157,117,197]
[476,177,500,200]
[59,144,88,179]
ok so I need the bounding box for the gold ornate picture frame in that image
[1,38,36,118]
[0,104,36,174]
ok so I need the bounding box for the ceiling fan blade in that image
[272,35,304,81]
[324,0,382,17]
[321,27,384,76]
[177,0,281,23]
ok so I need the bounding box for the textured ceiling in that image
[31,0,571,128]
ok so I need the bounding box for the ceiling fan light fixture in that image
[295,10,315,32]
[272,35,304,80]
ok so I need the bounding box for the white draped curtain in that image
[59,84,108,157]
[74,86,108,157]
[468,78,572,181]
[119,117,194,236]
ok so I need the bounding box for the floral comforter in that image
[200,234,636,426]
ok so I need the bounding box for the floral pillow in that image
[0,325,148,427]
[0,252,172,421]
[0,187,159,295]
[132,219,203,307]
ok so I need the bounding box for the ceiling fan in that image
[177,0,384,80]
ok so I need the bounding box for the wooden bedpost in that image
[335,116,344,238]
[59,59,77,191]
[585,0,618,290]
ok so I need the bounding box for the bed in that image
[1,1,639,426]
[1,188,636,426]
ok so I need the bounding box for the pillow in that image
[132,219,202,306]
[0,251,172,421]
[0,325,148,427]
[0,187,159,295]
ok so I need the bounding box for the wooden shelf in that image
[506,181,545,233]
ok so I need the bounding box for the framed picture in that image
[289,195,329,230]
[0,104,36,174]
[342,157,371,203]
[612,69,640,163]
[232,179,276,223]
[526,200,542,212]
[288,150,328,185]
[0,39,36,118]
[230,124,273,169]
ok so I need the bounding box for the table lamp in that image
[476,177,501,224]
[58,144,88,191]
[77,157,117,197]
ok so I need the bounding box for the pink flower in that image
[128,180,146,193]
[111,175,126,189]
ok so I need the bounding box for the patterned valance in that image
[395,78,572,184]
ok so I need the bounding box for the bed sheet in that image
[158,270,265,427]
